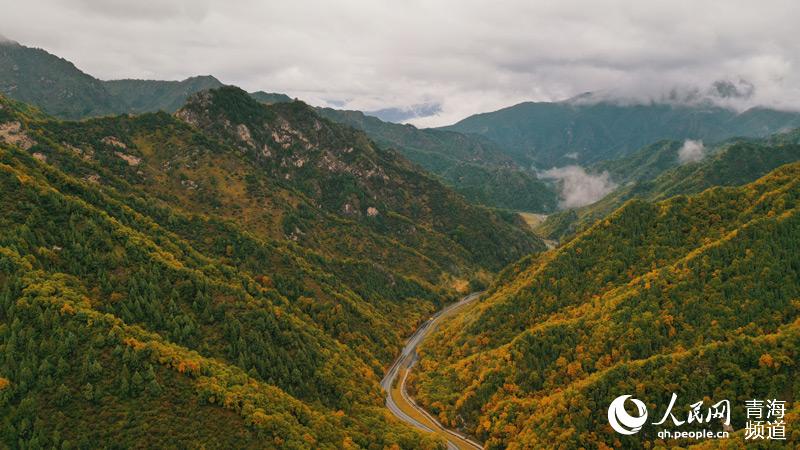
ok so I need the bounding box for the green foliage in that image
[412,163,800,448]
[0,91,503,447]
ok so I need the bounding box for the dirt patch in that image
[85,174,101,184]
[114,151,141,166]
[0,121,36,149]
[102,136,128,149]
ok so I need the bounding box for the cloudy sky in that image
[3,0,800,126]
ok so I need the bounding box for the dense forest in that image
[411,163,800,448]
[0,89,543,448]
[3,36,800,450]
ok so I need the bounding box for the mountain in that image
[249,91,293,105]
[410,162,800,448]
[174,87,544,270]
[443,97,800,167]
[317,107,557,212]
[102,76,225,114]
[0,90,542,448]
[0,39,118,119]
[0,40,290,120]
[537,130,800,240]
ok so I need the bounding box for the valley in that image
[1,22,800,449]
[382,292,484,450]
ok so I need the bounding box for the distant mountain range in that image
[5,36,800,217]
[443,96,800,167]
[0,39,287,119]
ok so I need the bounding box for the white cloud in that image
[2,0,800,126]
[540,165,617,208]
[677,139,706,164]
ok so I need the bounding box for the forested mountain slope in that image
[174,87,543,270]
[0,90,541,448]
[538,131,800,240]
[317,107,557,212]
[443,98,800,167]
[411,163,800,448]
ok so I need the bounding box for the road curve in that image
[381,292,484,450]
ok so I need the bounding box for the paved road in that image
[381,292,484,450]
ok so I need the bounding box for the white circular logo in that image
[608,395,648,435]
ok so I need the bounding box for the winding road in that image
[381,292,484,450]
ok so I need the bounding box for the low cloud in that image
[540,165,617,208]
[677,139,705,164]
[365,103,442,123]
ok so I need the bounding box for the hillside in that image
[0,90,542,448]
[174,87,544,270]
[443,97,800,167]
[538,131,800,240]
[317,108,557,212]
[410,163,800,448]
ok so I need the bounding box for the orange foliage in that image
[177,359,200,375]
[123,337,146,350]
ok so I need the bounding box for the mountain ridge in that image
[0,41,289,120]
[442,99,800,167]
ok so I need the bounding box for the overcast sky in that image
[3,0,800,126]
